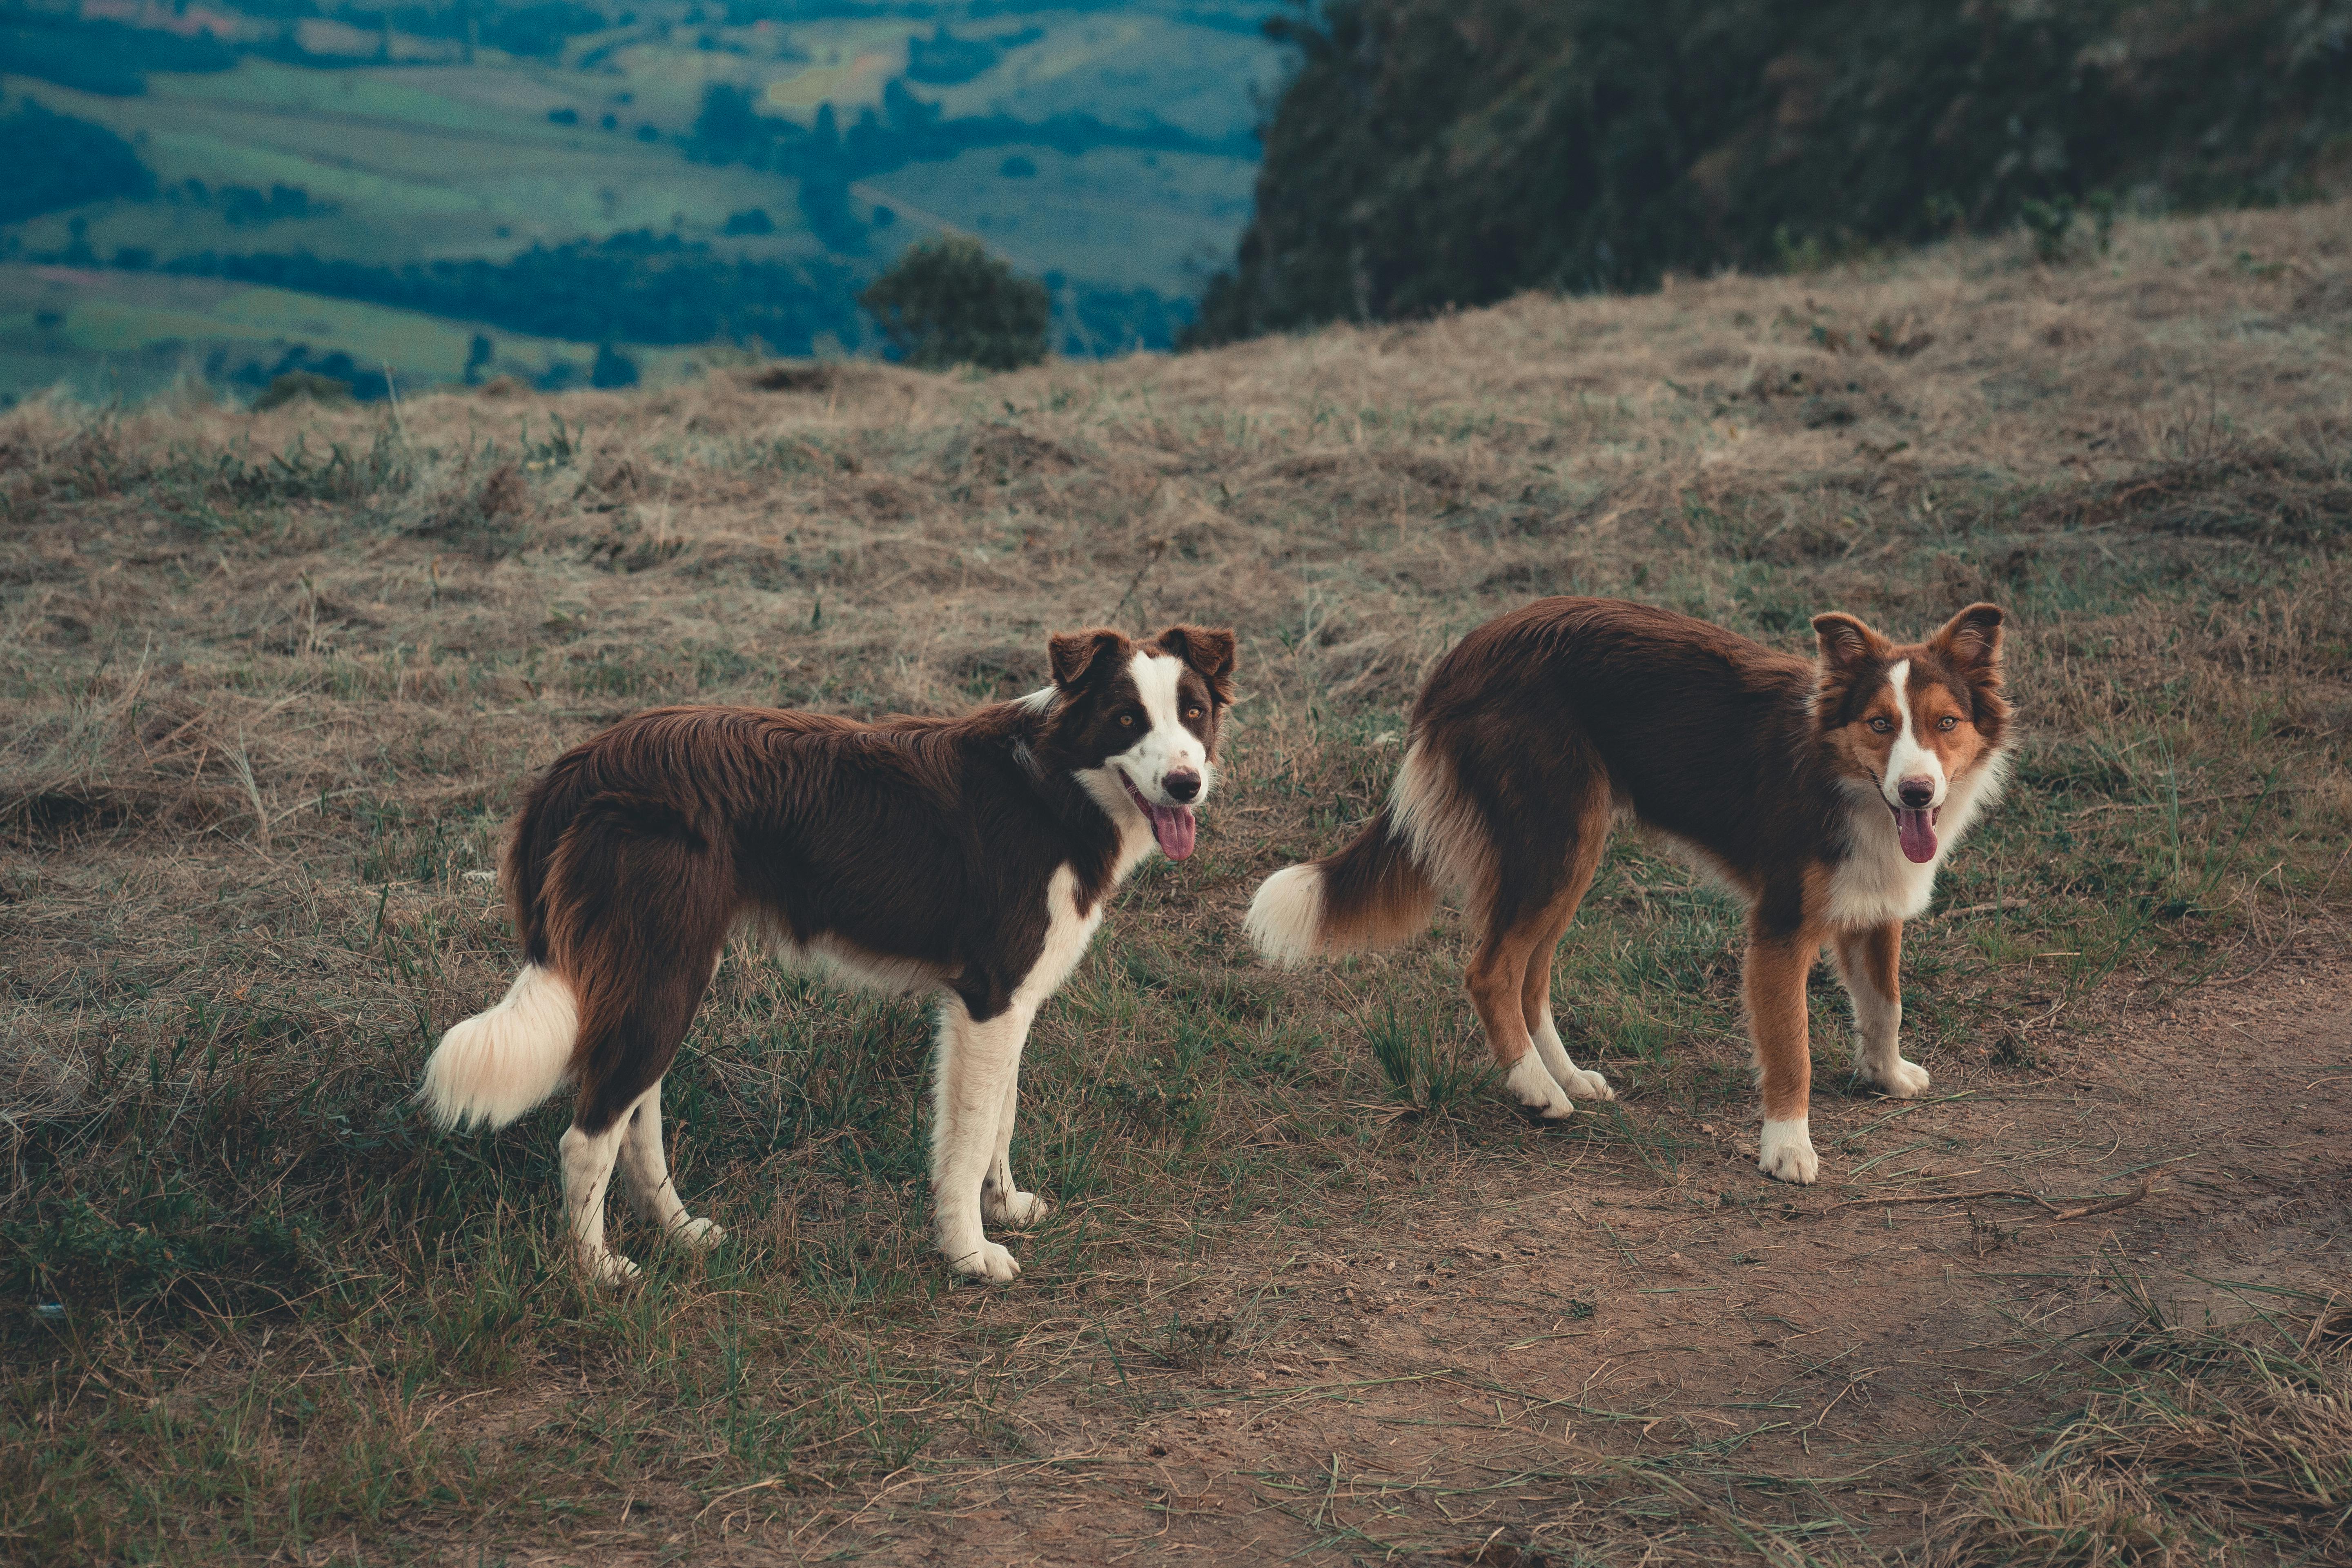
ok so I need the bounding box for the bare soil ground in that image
[4,202,2350,1564]
[815,969,2352,1565]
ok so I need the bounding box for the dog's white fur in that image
[418,964,577,1131]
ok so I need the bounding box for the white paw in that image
[1864,1057,1932,1098]
[581,1249,643,1287]
[1505,1054,1576,1120]
[1564,1066,1615,1101]
[670,1216,725,1252]
[985,1189,1051,1228]
[947,1238,1023,1282]
[1757,1118,1819,1185]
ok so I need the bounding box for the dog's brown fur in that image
[421,624,1237,1282]
[1247,597,2009,1183]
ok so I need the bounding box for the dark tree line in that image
[0,7,238,96]
[0,99,153,225]
[689,75,1257,185]
[165,232,865,353]
[1189,0,2352,345]
[0,0,612,93]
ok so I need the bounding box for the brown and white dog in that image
[1245,598,2009,1184]
[419,624,1237,1283]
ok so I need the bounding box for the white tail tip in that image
[1244,863,1327,968]
[418,964,579,1131]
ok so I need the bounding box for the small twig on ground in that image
[1818,1171,2164,1221]
[1927,898,2036,922]
[1822,1187,2043,1213]
[2070,787,2283,817]
[2039,1172,2162,1223]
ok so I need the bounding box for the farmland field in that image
[3,202,2350,1562]
[0,263,720,403]
[2,0,1286,397]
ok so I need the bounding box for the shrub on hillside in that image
[590,343,639,388]
[859,237,1050,371]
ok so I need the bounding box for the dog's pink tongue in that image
[1897,808,1938,864]
[1150,803,1197,860]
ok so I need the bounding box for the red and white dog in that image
[1245,598,2009,1183]
[420,624,1236,1283]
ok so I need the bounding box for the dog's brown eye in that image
[1184,706,1203,720]
[1938,715,1959,731]
[1869,717,1894,734]
[1118,713,1135,726]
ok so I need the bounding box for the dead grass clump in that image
[944,425,1080,482]
[408,459,531,558]
[1931,1303,2352,1566]
[745,361,841,392]
[740,361,925,403]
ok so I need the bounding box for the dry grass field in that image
[5,202,2351,1564]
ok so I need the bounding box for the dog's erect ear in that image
[1811,612,1882,675]
[1930,602,2005,679]
[1048,627,1130,691]
[1154,624,1238,704]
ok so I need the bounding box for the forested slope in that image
[1191,0,2352,341]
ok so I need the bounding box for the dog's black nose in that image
[1897,777,1936,808]
[1163,768,1202,803]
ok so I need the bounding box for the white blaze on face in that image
[1879,658,1949,866]
[1879,659,1946,808]
[1114,652,1212,805]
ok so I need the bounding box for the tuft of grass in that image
[1367,1001,1494,1120]
[1928,1301,2352,1567]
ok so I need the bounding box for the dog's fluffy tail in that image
[417,964,579,1130]
[1246,741,1478,967]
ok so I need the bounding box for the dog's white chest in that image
[1826,816,1943,928]
[1826,760,2003,929]
[1013,864,1105,1007]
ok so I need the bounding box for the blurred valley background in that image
[0,0,1285,401]
[2,0,2346,405]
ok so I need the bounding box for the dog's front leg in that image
[1832,922,1930,1098]
[1745,930,1820,1184]
[931,996,1032,1281]
[982,1042,1049,1229]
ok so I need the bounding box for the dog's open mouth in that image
[1118,771,1197,860]
[1890,803,1942,864]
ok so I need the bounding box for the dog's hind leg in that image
[559,1120,637,1285]
[1832,922,1928,1098]
[618,1078,725,1252]
[982,1049,1047,1230]
[564,944,722,1283]
[549,804,734,1285]
[1521,795,1616,1102]
[931,997,1035,1281]
[1468,906,1575,1120]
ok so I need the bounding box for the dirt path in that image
[744,963,2352,1564]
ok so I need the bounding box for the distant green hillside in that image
[0,263,713,404]
[1190,0,2352,344]
[0,0,1285,398]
